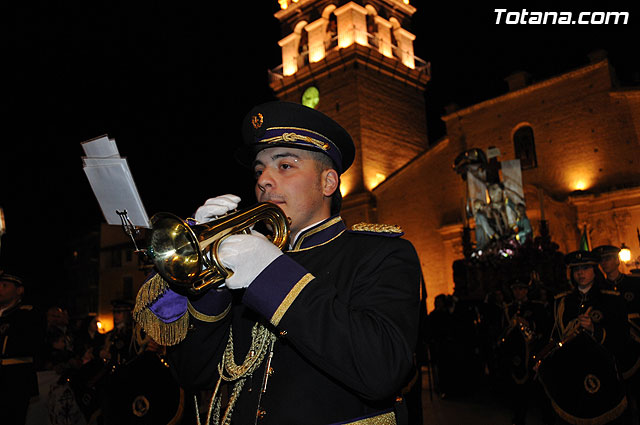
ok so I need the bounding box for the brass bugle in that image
[147,202,289,294]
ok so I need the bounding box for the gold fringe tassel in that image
[134,273,169,313]
[134,306,189,346]
[133,274,189,346]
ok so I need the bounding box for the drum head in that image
[537,332,627,424]
[618,338,640,380]
[103,352,184,425]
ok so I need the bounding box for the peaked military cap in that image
[593,245,620,259]
[239,101,355,174]
[564,250,599,267]
[510,279,531,289]
[0,270,23,287]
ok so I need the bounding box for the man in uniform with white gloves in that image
[134,101,423,425]
[194,194,242,224]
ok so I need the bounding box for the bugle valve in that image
[147,202,289,294]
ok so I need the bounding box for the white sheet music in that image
[81,135,150,228]
[81,134,120,158]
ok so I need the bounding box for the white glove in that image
[194,194,241,223]
[218,230,282,289]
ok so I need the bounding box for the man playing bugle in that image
[134,101,423,424]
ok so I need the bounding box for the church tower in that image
[269,0,430,224]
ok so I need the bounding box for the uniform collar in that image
[0,299,22,317]
[289,215,345,251]
[578,284,593,295]
[609,272,624,284]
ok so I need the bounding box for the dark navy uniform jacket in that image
[607,273,640,380]
[506,299,551,334]
[608,273,640,320]
[552,283,629,358]
[0,302,42,400]
[500,299,551,384]
[161,216,422,424]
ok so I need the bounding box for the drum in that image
[537,332,627,424]
[102,351,184,425]
[68,358,110,421]
[618,337,640,381]
[498,325,531,384]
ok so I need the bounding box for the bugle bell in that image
[147,202,289,294]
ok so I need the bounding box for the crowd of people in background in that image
[427,245,640,425]
[3,242,640,425]
[0,270,165,425]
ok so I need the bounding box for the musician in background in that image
[74,315,105,363]
[500,280,552,425]
[45,305,74,357]
[134,101,423,424]
[0,271,43,425]
[100,299,134,365]
[594,244,640,302]
[594,244,640,422]
[543,251,629,424]
[552,251,628,354]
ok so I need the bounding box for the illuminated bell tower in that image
[269,0,430,225]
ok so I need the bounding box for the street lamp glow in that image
[574,180,587,191]
[620,244,631,262]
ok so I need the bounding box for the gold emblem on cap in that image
[261,131,330,151]
[251,113,264,129]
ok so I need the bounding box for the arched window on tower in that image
[325,13,337,49]
[298,28,309,68]
[366,14,378,47]
[513,125,537,169]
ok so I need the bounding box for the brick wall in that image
[443,61,640,198]
[374,137,467,309]
[276,59,640,310]
[572,187,640,273]
[376,60,640,309]
[276,60,428,195]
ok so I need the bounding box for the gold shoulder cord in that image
[555,297,565,337]
[196,322,277,425]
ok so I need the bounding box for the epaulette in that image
[133,273,189,346]
[349,222,404,237]
[19,305,33,311]
[554,291,572,300]
[601,289,621,296]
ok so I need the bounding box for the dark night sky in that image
[3,1,639,305]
